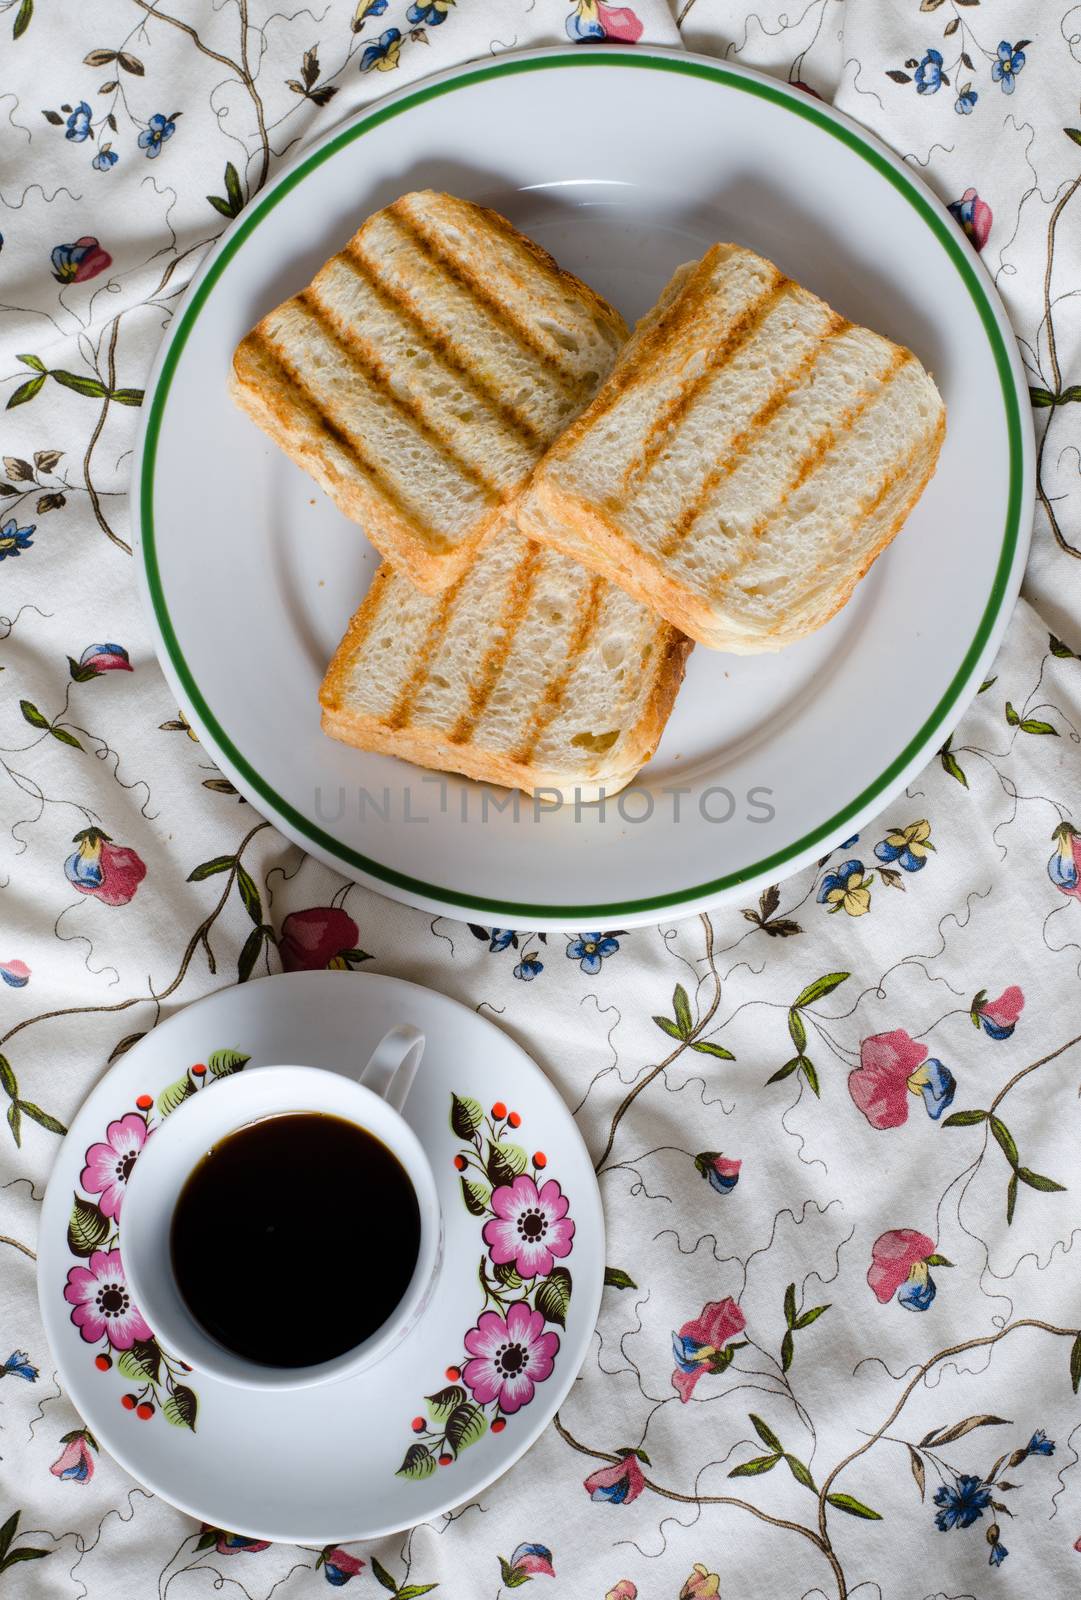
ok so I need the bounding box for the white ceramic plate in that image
[37,971,603,1543]
[133,46,1032,932]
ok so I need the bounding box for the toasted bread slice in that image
[319,522,692,799]
[517,244,946,651]
[231,191,628,592]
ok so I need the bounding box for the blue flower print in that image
[955,87,978,115]
[514,957,544,981]
[818,859,872,916]
[1026,1429,1055,1457]
[407,0,453,22]
[138,113,176,158]
[915,49,944,95]
[92,144,118,172]
[909,1057,955,1121]
[875,820,933,872]
[1,1350,38,1382]
[359,27,402,71]
[898,1266,936,1312]
[567,932,621,974]
[988,1538,1008,1567]
[991,40,1026,95]
[0,519,35,560]
[934,1475,991,1532]
[355,0,387,18]
[488,929,515,953]
[66,101,92,141]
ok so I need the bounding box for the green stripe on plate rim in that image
[140,49,1025,921]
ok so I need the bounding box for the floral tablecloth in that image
[3,2,1081,1597]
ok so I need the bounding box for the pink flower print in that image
[200,1525,271,1555]
[507,1543,555,1578]
[80,1111,148,1220]
[606,1584,638,1600]
[972,986,1024,1040]
[462,1300,559,1415]
[947,188,992,251]
[50,1431,96,1483]
[321,1547,365,1585]
[680,1568,721,1599]
[279,907,368,972]
[65,828,146,906]
[868,1229,942,1311]
[584,1453,646,1505]
[596,3,643,41]
[483,1174,575,1279]
[63,1249,152,1348]
[671,1296,747,1402]
[0,958,30,988]
[848,1030,929,1129]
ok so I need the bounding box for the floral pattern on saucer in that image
[62,1047,249,1431]
[397,1095,574,1479]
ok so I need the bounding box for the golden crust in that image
[318,551,694,799]
[230,190,628,593]
[520,245,947,651]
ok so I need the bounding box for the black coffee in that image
[170,1112,420,1368]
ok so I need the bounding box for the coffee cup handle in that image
[359,1025,425,1113]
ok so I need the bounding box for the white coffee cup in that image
[122,1026,441,1390]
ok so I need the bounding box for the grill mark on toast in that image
[297,290,500,500]
[539,255,722,465]
[389,210,584,396]
[385,575,469,731]
[711,346,914,593]
[659,313,848,558]
[449,543,544,745]
[613,271,789,500]
[340,246,547,452]
[770,346,912,513]
[512,576,607,766]
[242,332,434,540]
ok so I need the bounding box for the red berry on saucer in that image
[135,1094,153,1111]
[191,1063,207,1077]
[507,1111,521,1128]
[491,1101,507,1120]
[94,1353,111,1371]
[533,1151,547,1169]
[411,1417,425,1433]
[438,1453,453,1467]
[453,1154,467,1171]
[121,1393,136,1410]
[491,1418,506,1433]
[445,1365,461,1382]
[136,1402,154,1421]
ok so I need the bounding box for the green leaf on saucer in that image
[157,1073,194,1117]
[425,1384,466,1424]
[535,1266,572,1329]
[395,1445,436,1482]
[162,1384,197,1430]
[206,1048,250,1078]
[68,1195,109,1257]
[449,1093,483,1140]
[460,1178,491,1217]
[444,1400,486,1454]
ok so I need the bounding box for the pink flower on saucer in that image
[79,1111,148,1220]
[462,1300,559,1414]
[63,1249,152,1349]
[0,958,30,989]
[483,1174,575,1279]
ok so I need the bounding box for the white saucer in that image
[37,972,603,1543]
